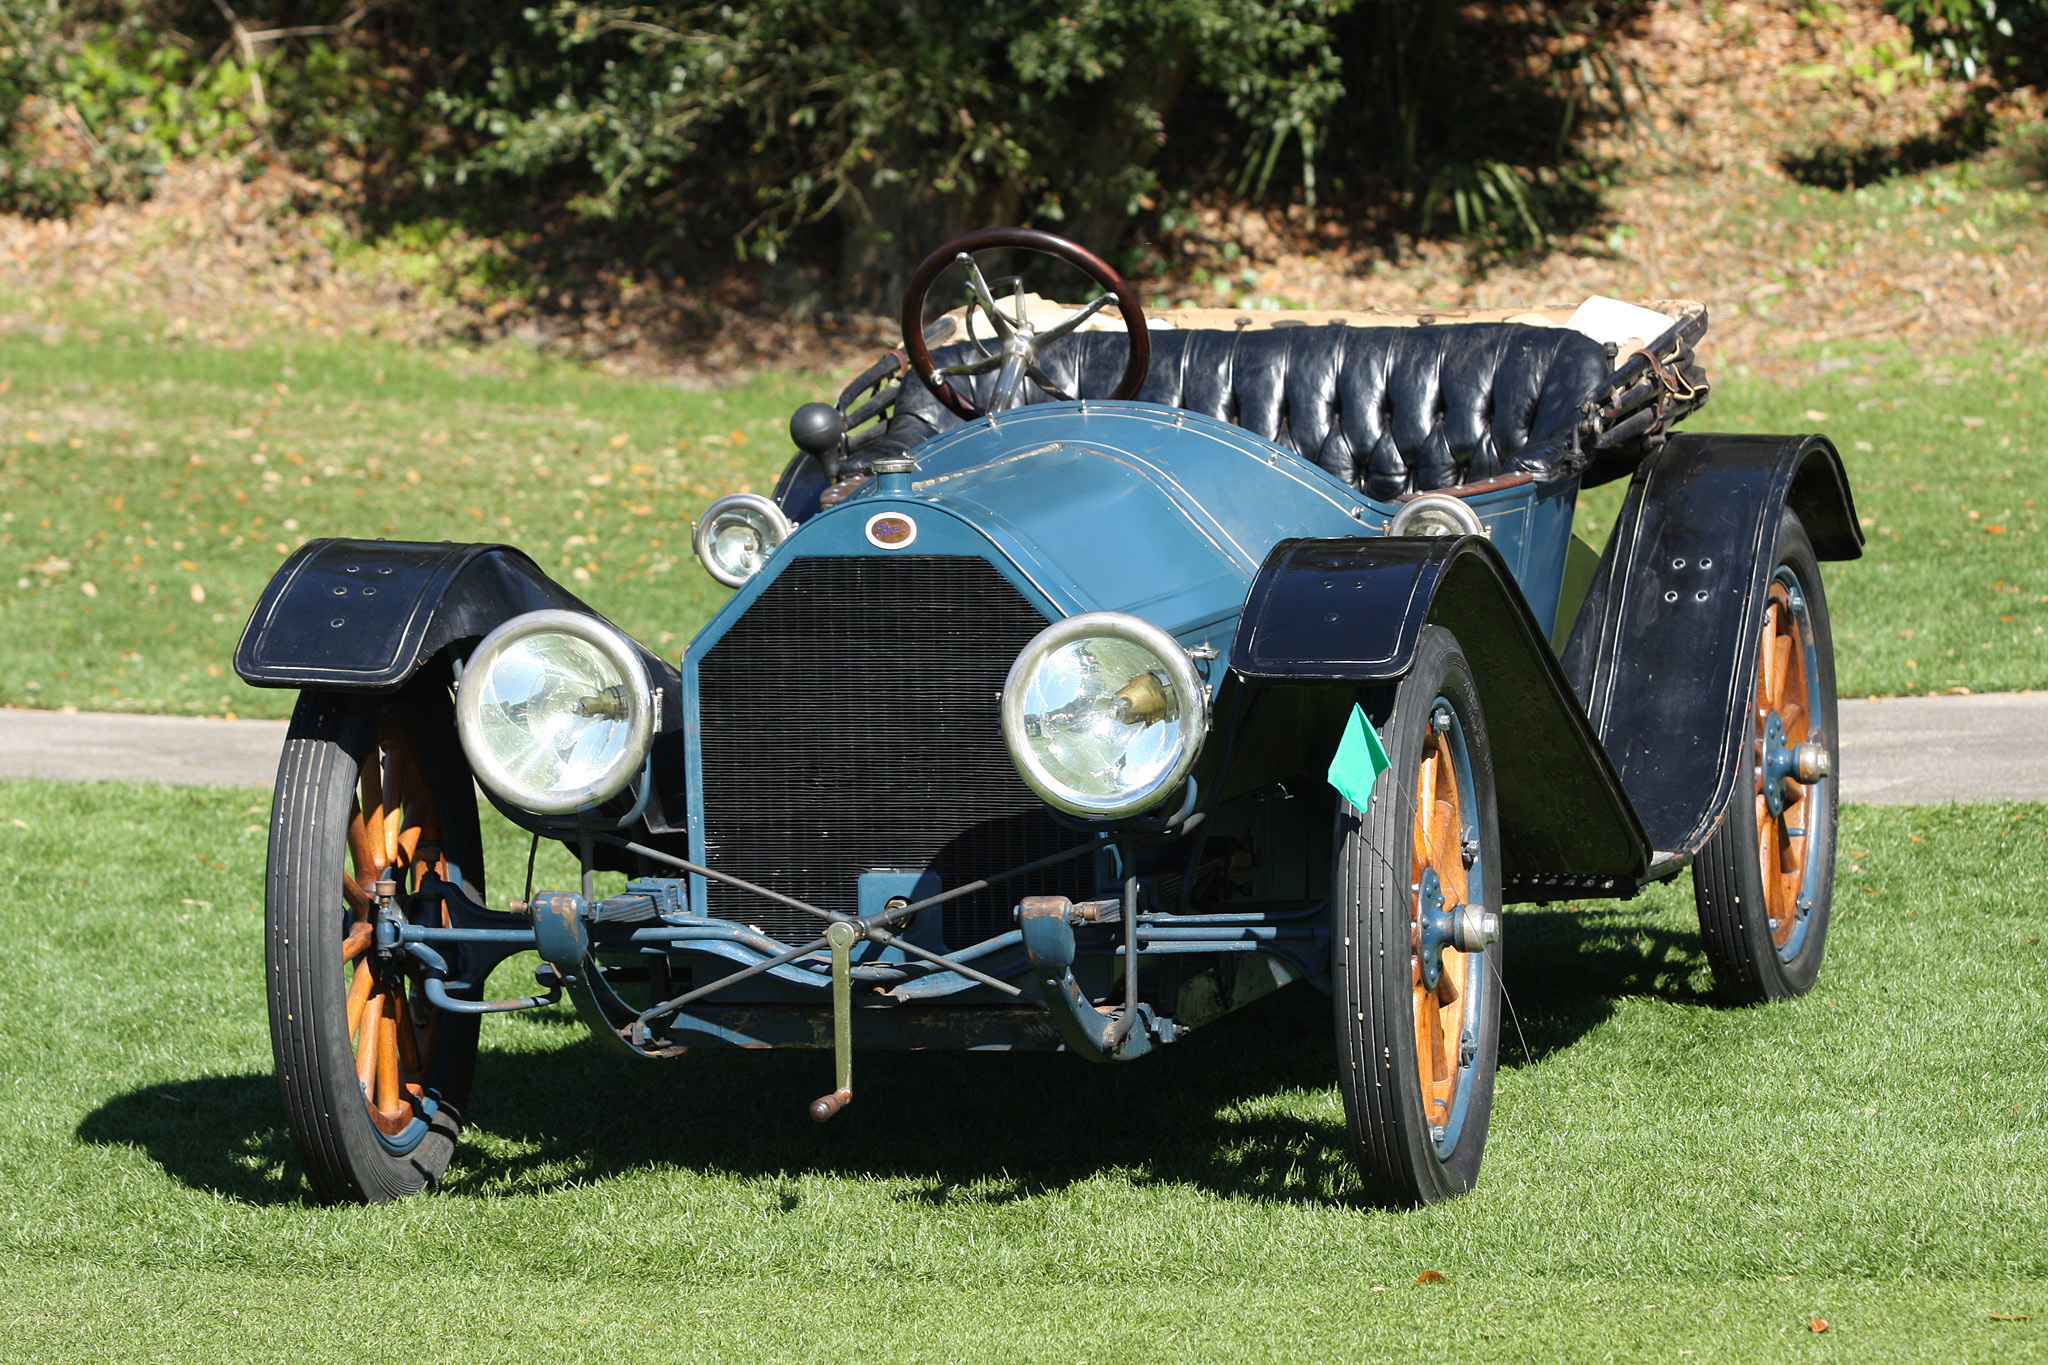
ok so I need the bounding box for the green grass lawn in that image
[0,316,2042,717]
[1570,338,2047,698]
[0,779,2042,1361]
[0,312,818,718]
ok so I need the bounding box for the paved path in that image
[1833,692,2048,804]
[0,710,290,787]
[1,693,2045,803]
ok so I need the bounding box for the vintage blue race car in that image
[236,228,1860,1206]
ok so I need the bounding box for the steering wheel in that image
[901,227,1150,421]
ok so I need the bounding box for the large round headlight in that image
[1000,611,1209,820]
[1387,493,1484,539]
[455,609,656,815]
[694,493,793,588]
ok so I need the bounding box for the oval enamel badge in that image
[864,511,918,549]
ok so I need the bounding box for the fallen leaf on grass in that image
[1809,1318,1829,1333]
[1415,1270,1446,1285]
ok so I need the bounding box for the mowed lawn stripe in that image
[0,778,2040,1361]
[1,319,2044,717]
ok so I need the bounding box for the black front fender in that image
[1559,432,1861,862]
[1230,535,1651,897]
[234,538,594,691]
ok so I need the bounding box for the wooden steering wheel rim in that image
[900,226,1151,421]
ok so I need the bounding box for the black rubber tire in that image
[1333,626,1503,1208]
[267,682,484,1204]
[1693,512,1838,1004]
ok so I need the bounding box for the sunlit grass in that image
[1572,334,2047,697]
[0,779,2041,1360]
[1,311,2042,716]
[0,312,807,717]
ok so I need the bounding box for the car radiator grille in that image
[696,555,1098,947]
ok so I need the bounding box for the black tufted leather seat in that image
[864,323,1610,500]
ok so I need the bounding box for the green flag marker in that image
[1326,703,1391,813]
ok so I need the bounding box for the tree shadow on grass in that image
[77,899,1717,1209]
[1779,103,1993,191]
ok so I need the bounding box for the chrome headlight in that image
[1000,611,1209,819]
[694,493,793,588]
[1387,493,1484,538]
[455,609,655,814]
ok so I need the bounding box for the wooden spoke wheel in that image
[1694,512,1839,1003]
[1334,626,1502,1208]
[267,682,484,1203]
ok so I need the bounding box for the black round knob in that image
[789,402,845,456]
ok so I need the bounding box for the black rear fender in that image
[1558,433,1861,863]
[1231,535,1651,899]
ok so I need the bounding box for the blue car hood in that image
[851,402,1375,642]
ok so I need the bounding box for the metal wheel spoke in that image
[1023,356,1075,402]
[937,352,1004,378]
[1032,291,1114,346]
[958,256,1017,341]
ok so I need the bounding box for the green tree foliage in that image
[424,2,1350,305]
[1886,0,2048,82]
[0,2,1658,296]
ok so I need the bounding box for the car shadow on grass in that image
[75,898,1718,1209]
[1504,902,1716,1064]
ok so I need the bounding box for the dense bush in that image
[1887,0,2048,83]
[1,2,2034,306]
[425,1,1353,306]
